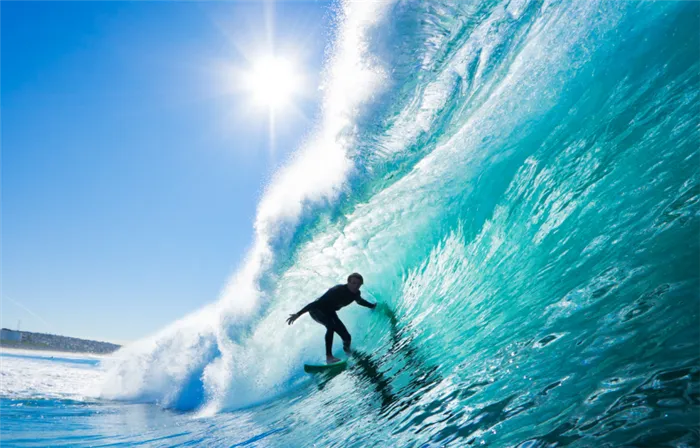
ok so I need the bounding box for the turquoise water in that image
[2,0,699,446]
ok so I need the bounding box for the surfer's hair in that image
[348,273,364,285]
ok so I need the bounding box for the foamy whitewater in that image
[2,1,698,446]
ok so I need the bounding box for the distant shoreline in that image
[0,329,121,354]
[0,340,119,354]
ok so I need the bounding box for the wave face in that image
[101,0,699,445]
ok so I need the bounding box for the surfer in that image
[287,273,376,363]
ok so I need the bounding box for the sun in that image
[243,56,302,111]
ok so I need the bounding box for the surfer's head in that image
[347,272,364,294]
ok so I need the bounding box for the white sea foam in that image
[99,1,395,414]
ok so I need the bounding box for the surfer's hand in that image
[286,313,299,325]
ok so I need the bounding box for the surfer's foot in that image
[326,356,341,364]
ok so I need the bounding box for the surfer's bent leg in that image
[323,329,334,358]
[330,314,352,354]
[309,309,335,358]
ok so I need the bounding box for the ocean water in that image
[2,0,699,446]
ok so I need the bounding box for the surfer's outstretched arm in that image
[355,296,377,309]
[286,302,316,325]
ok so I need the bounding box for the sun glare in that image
[244,56,301,111]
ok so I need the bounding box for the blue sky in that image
[2,1,335,344]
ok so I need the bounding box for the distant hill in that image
[0,329,121,354]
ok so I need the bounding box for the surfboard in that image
[303,359,348,373]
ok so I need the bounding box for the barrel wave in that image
[101,1,700,446]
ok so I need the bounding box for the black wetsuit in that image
[299,284,376,357]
